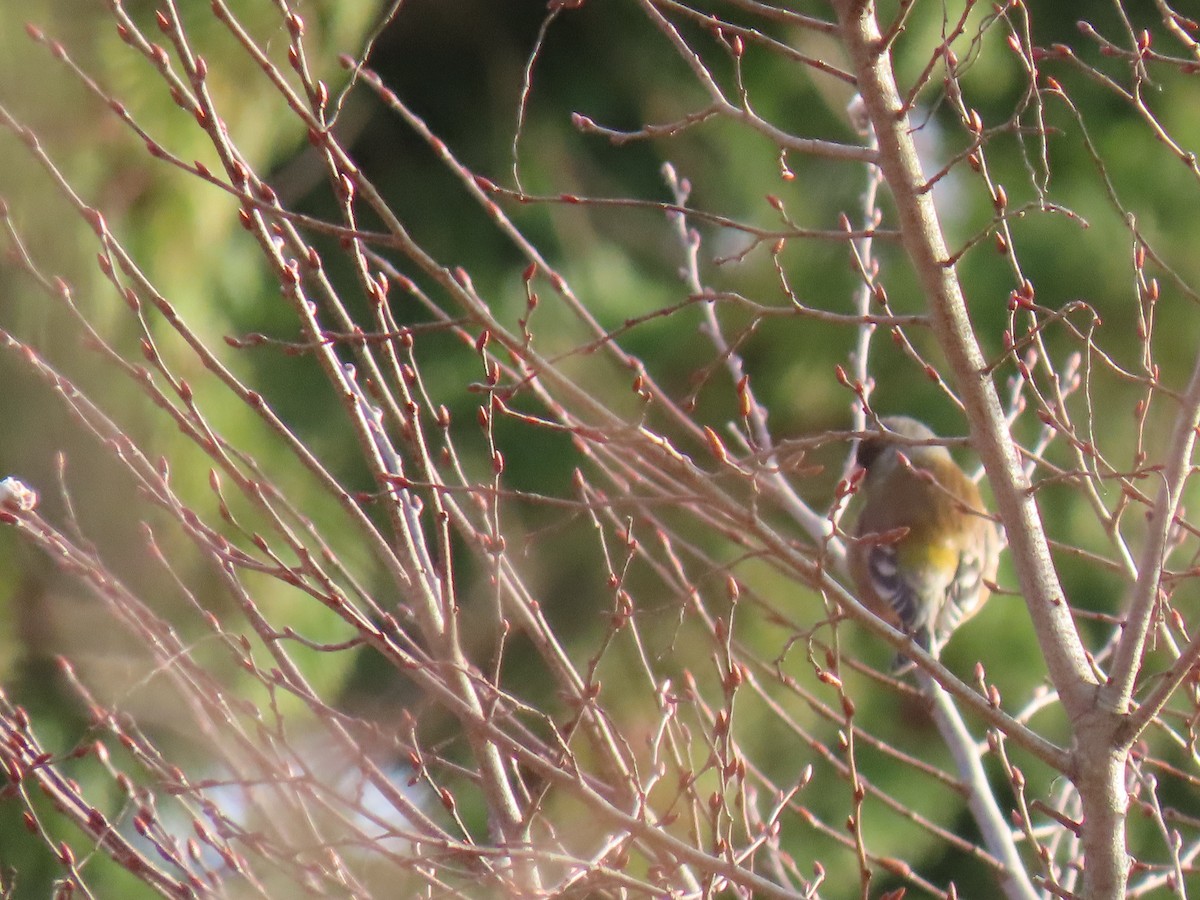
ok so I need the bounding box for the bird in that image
[848,416,1000,671]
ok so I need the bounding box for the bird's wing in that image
[936,539,990,642]
[865,542,933,651]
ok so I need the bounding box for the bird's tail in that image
[890,625,933,675]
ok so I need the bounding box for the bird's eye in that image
[856,438,883,470]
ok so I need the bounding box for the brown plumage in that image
[849,416,1000,669]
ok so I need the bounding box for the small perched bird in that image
[849,416,1000,670]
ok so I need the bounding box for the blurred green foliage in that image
[2,0,1199,895]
